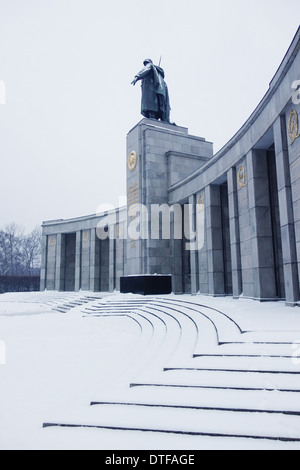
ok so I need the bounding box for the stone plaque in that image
[128,151,138,172]
[288,110,299,145]
[238,166,246,189]
[197,194,205,212]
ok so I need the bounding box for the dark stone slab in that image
[120,275,172,295]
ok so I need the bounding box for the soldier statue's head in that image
[143,59,153,66]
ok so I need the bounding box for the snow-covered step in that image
[157,299,300,348]
[43,402,300,442]
[85,303,199,364]
[95,384,300,414]
[156,298,242,344]
[86,301,154,310]
[169,355,300,373]
[49,295,99,313]
[131,368,300,392]
[145,305,199,362]
[39,294,300,448]
[221,330,300,345]
[194,342,298,358]
[93,306,151,312]
[89,399,300,418]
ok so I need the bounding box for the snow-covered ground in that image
[0,291,300,450]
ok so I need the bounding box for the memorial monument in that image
[40,28,300,306]
[123,60,213,294]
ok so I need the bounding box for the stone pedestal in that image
[124,118,213,292]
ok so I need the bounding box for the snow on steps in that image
[47,294,103,313]
[43,296,300,446]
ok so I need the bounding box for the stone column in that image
[45,235,57,290]
[197,191,208,294]
[81,230,91,291]
[115,225,125,291]
[109,227,116,292]
[90,228,100,292]
[55,233,65,291]
[246,149,277,300]
[188,195,199,295]
[74,230,81,292]
[40,234,47,291]
[227,168,242,298]
[273,115,300,305]
[170,209,183,293]
[206,184,225,295]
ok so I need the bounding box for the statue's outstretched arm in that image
[131,64,152,85]
[131,77,139,86]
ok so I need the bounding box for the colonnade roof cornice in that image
[168,27,300,201]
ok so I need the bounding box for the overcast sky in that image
[0,0,299,232]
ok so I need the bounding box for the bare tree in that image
[0,224,41,276]
[0,230,9,275]
[22,227,42,275]
[5,223,24,275]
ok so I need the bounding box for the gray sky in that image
[0,0,299,232]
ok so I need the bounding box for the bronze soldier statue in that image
[131,59,171,123]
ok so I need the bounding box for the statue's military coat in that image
[134,63,171,122]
